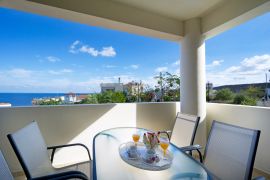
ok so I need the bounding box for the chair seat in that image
[56,160,92,180]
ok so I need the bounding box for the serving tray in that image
[119,142,173,171]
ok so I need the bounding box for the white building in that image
[64,92,77,103]
[123,81,143,96]
[100,83,124,93]
[0,103,12,107]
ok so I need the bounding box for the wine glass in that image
[159,136,169,158]
[132,132,140,146]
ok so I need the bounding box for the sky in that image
[0,7,270,93]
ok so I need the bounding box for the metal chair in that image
[203,120,261,180]
[7,121,92,180]
[0,150,14,180]
[159,112,202,162]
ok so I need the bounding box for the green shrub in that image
[233,94,246,104]
[214,88,234,101]
[97,91,126,103]
[233,94,257,106]
[111,92,126,103]
[80,94,98,104]
[241,97,257,106]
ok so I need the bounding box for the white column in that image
[180,18,206,146]
[180,18,206,118]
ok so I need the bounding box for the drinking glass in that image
[132,132,140,146]
[159,136,169,157]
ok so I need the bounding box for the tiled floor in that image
[253,169,270,180]
[14,169,270,180]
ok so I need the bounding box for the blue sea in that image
[0,93,84,106]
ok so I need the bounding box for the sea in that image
[0,93,85,107]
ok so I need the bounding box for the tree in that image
[154,72,166,101]
[111,92,126,103]
[206,82,212,102]
[214,88,234,101]
[97,91,126,103]
[233,94,257,106]
[97,91,113,103]
[38,98,62,105]
[141,91,155,102]
[79,94,98,104]
[154,72,180,102]
[241,97,257,106]
[233,94,246,104]
[242,86,264,99]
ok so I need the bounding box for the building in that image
[123,81,143,96]
[0,103,11,107]
[64,92,77,103]
[100,83,124,93]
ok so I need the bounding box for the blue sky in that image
[0,7,270,93]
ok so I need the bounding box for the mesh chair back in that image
[204,121,260,180]
[7,121,54,179]
[170,113,200,147]
[0,150,14,180]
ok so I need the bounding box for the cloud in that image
[155,66,168,73]
[69,40,116,57]
[99,47,116,57]
[47,56,61,63]
[79,45,99,56]
[124,65,139,70]
[206,60,224,68]
[207,54,270,86]
[224,66,241,73]
[7,68,32,78]
[69,40,80,53]
[130,65,139,69]
[174,68,180,75]
[172,60,180,66]
[48,69,73,75]
[104,65,117,68]
[0,67,160,93]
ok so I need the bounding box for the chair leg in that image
[196,149,203,163]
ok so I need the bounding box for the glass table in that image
[93,127,212,180]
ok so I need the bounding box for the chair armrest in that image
[181,144,202,152]
[32,170,88,180]
[158,130,172,140]
[252,176,266,180]
[47,143,91,163]
[181,144,203,163]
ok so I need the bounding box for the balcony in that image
[1,0,270,179]
[0,102,269,179]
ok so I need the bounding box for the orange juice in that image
[160,142,169,151]
[132,134,140,143]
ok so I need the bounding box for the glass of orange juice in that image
[132,132,140,146]
[159,136,169,157]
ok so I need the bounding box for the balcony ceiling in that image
[1,0,269,40]
[110,0,226,20]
